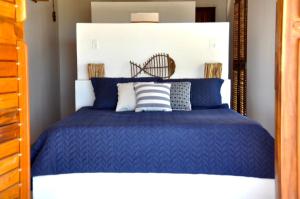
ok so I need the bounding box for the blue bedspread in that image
[31,107,274,178]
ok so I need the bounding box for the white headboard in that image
[76,23,230,110]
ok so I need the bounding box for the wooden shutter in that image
[276,0,300,198]
[0,0,30,198]
[232,0,248,116]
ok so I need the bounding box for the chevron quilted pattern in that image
[31,107,274,178]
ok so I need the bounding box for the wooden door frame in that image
[275,0,300,198]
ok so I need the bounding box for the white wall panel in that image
[91,1,196,23]
[77,23,229,80]
[76,23,230,110]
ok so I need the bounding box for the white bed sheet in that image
[33,173,275,199]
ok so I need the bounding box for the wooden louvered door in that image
[276,0,300,198]
[232,0,247,116]
[0,0,30,198]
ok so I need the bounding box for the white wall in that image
[77,23,229,79]
[92,2,195,23]
[247,0,276,136]
[92,0,228,23]
[57,0,90,118]
[26,0,60,143]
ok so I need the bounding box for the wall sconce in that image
[131,13,159,23]
[32,0,56,22]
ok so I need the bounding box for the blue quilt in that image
[31,107,274,178]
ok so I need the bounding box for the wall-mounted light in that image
[32,0,56,22]
[131,13,159,23]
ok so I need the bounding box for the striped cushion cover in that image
[134,82,172,112]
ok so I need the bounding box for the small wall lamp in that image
[131,13,160,23]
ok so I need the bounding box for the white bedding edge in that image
[33,173,275,199]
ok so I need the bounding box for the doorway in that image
[195,7,216,22]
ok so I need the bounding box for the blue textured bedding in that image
[31,107,274,178]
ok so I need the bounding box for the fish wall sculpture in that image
[130,53,176,79]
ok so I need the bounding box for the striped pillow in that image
[134,82,172,112]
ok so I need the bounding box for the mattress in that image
[33,173,275,199]
[31,107,274,178]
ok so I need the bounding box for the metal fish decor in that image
[130,53,176,79]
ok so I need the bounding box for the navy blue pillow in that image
[91,77,161,109]
[159,78,224,108]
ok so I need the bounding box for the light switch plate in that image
[91,39,100,49]
[209,40,216,48]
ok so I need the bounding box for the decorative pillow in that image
[159,78,224,108]
[91,77,161,109]
[170,82,192,111]
[116,83,136,112]
[134,82,172,112]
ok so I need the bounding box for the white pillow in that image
[116,83,136,112]
[116,82,154,112]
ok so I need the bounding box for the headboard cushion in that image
[159,78,224,108]
[91,77,161,109]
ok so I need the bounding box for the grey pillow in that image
[134,82,172,112]
[170,82,192,111]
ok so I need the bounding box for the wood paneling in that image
[0,139,19,159]
[232,0,248,116]
[0,45,18,61]
[0,62,18,77]
[0,0,30,198]
[275,0,300,198]
[0,93,18,110]
[4,0,16,3]
[0,108,19,127]
[0,1,16,20]
[0,78,18,93]
[14,23,24,40]
[17,41,30,199]
[0,169,19,192]
[0,155,19,176]
[0,21,17,45]
[0,124,19,143]
[16,0,26,22]
[0,184,19,199]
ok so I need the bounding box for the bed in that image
[31,23,275,198]
[31,106,274,198]
[31,106,274,178]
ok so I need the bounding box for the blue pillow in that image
[91,77,161,109]
[159,78,224,108]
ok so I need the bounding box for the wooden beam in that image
[276,0,300,198]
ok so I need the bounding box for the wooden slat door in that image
[0,0,30,198]
[276,0,300,198]
[232,0,248,116]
